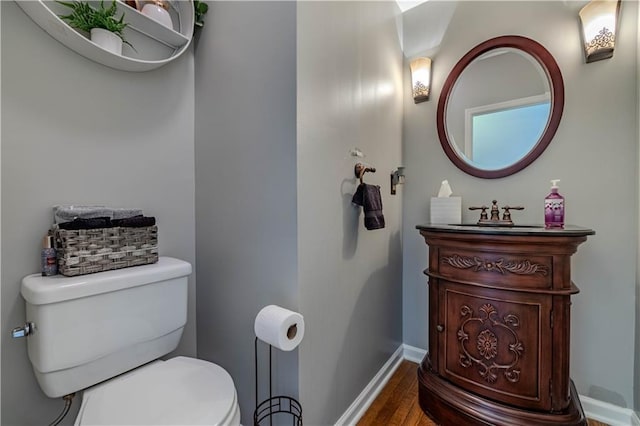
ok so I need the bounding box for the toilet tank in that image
[21,257,192,398]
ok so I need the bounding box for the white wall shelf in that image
[16,0,194,72]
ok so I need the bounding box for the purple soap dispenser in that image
[545,179,564,229]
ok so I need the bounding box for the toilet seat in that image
[75,356,240,425]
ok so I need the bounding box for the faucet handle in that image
[469,206,489,221]
[502,206,524,222]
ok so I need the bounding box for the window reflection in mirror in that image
[469,97,550,169]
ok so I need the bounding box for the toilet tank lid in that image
[21,257,192,305]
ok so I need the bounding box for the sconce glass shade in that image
[410,57,432,103]
[579,0,621,63]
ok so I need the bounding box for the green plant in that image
[57,0,134,49]
[193,0,208,32]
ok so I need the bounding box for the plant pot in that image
[90,28,123,56]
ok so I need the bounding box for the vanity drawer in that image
[438,248,552,290]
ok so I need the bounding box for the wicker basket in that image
[53,225,158,277]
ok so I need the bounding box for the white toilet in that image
[20,257,241,425]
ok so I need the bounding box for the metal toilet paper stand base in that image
[253,337,303,426]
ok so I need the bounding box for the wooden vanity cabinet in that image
[416,225,594,426]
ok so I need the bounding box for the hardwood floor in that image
[356,360,609,426]
[357,361,432,426]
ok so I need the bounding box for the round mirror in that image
[437,36,564,179]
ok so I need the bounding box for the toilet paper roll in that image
[254,305,305,351]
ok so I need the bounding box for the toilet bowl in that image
[20,257,240,425]
[74,357,240,425]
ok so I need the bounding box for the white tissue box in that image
[430,197,462,224]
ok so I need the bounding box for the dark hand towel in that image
[58,217,112,230]
[352,183,385,230]
[57,216,156,229]
[112,215,156,228]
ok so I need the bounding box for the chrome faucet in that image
[469,200,524,226]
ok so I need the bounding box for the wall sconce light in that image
[579,0,621,63]
[410,57,432,103]
[390,166,405,195]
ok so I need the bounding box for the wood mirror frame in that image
[437,35,564,179]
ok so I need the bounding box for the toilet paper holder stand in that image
[253,337,303,426]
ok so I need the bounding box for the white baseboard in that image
[402,344,426,364]
[579,395,640,426]
[334,345,404,426]
[337,343,640,426]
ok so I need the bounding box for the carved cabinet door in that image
[438,280,553,411]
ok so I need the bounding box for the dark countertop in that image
[416,223,595,237]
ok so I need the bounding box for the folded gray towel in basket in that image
[112,208,144,220]
[53,205,143,223]
[54,205,112,223]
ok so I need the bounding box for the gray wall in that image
[297,2,404,424]
[1,2,3,422]
[194,3,404,424]
[1,2,196,425]
[402,0,638,409]
[193,2,299,424]
[636,3,640,414]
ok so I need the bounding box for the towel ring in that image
[354,163,376,184]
